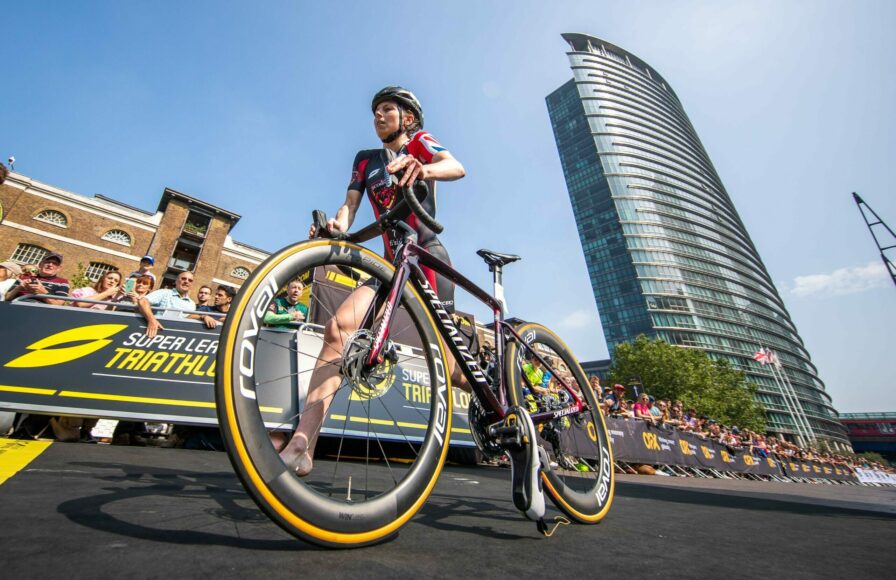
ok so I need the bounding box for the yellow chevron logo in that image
[5,324,128,368]
[349,359,394,401]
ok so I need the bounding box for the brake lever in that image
[310,209,347,241]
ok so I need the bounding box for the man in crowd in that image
[128,255,157,286]
[263,278,308,325]
[137,271,196,337]
[196,285,213,309]
[680,407,699,431]
[602,383,625,415]
[0,261,23,300]
[707,419,722,440]
[648,396,665,424]
[193,284,235,329]
[4,252,70,305]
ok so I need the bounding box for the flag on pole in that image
[753,348,771,365]
[769,349,783,370]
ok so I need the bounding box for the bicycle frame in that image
[357,234,586,428]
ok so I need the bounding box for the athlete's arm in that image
[308,189,363,238]
[329,189,363,233]
[387,150,465,187]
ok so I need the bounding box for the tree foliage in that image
[855,451,888,466]
[68,262,91,291]
[609,335,766,432]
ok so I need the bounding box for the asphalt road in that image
[1,441,894,579]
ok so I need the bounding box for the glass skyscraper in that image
[547,33,847,447]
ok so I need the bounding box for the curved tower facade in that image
[547,33,847,446]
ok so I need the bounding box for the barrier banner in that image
[677,430,729,471]
[855,468,896,485]
[602,417,867,479]
[812,461,855,482]
[736,450,785,477]
[0,301,476,447]
[604,417,683,465]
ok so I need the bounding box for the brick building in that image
[0,170,267,293]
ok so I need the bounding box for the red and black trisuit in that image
[348,130,455,312]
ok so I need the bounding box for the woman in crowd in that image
[0,261,23,299]
[111,275,154,311]
[632,393,654,423]
[667,400,685,428]
[71,270,124,309]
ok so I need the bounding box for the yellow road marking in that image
[0,439,52,486]
[0,385,57,396]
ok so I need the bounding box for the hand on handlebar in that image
[387,155,426,187]
[309,217,347,240]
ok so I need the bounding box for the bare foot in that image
[279,434,313,477]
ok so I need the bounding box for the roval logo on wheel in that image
[238,274,279,401]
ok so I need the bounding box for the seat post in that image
[491,264,508,316]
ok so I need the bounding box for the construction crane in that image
[853,192,896,289]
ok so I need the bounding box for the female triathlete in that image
[278,86,466,475]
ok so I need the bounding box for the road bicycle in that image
[215,181,614,547]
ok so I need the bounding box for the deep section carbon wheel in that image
[504,321,614,524]
[216,239,451,547]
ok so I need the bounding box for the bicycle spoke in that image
[364,397,371,500]
[325,385,355,499]
[375,389,423,461]
[268,379,351,433]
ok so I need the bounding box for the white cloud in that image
[560,308,594,329]
[790,261,889,298]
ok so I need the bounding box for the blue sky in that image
[4,1,894,413]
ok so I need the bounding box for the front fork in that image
[364,235,418,368]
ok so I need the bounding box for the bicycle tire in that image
[504,321,614,523]
[216,239,452,547]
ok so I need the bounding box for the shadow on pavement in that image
[616,481,896,520]
[55,460,320,551]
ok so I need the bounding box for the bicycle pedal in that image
[489,425,521,447]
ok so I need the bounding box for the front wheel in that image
[216,239,452,547]
[504,321,614,524]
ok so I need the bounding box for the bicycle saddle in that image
[477,249,521,269]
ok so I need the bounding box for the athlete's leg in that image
[280,284,377,474]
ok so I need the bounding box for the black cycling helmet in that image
[372,86,424,143]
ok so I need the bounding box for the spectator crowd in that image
[588,375,892,477]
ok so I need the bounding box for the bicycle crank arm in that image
[503,407,546,523]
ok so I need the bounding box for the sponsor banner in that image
[780,458,857,482]
[605,417,683,466]
[0,301,475,447]
[602,417,861,480]
[854,468,896,486]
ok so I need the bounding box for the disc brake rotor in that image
[341,330,396,399]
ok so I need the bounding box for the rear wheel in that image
[504,321,614,523]
[216,239,452,547]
